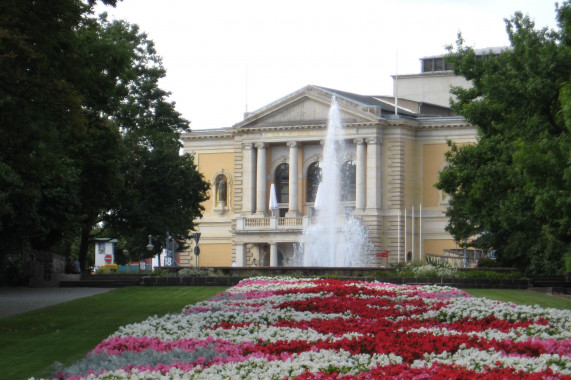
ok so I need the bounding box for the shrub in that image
[177,267,217,277]
[477,258,497,268]
[412,264,456,278]
[149,269,175,277]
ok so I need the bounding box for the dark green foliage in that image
[0,1,210,271]
[436,3,571,275]
[477,258,497,268]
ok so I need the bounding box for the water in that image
[295,97,373,267]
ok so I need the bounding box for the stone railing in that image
[244,218,270,228]
[278,217,303,227]
[236,216,308,230]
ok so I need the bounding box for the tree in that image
[1,2,210,274]
[436,2,571,274]
[77,17,210,268]
[0,0,117,253]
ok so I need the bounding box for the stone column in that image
[286,141,299,216]
[366,137,382,210]
[255,142,267,216]
[242,143,255,214]
[354,138,366,211]
[235,243,245,267]
[270,243,278,267]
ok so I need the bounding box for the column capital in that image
[366,137,382,145]
[353,138,365,145]
[255,142,266,149]
[286,141,298,148]
[242,142,253,150]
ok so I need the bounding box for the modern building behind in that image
[180,51,482,267]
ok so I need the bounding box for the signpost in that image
[192,232,201,267]
[376,250,390,266]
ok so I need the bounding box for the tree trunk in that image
[78,217,96,273]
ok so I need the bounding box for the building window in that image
[340,160,356,202]
[275,163,289,204]
[306,161,322,202]
[215,174,227,204]
[421,57,453,73]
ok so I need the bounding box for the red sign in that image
[104,254,112,263]
[376,251,389,258]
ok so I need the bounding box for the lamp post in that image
[146,232,178,267]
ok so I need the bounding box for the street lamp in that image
[146,233,178,267]
[146,235,154,251]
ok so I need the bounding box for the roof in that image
[421,46,510,60]
[227,84,456,130]
[312,86,417,117]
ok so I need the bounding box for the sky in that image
[94,0,559,130]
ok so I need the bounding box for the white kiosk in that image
[94,238,118,271]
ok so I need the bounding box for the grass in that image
[0,286,227,380]
[463,289,571,310]
[1,286,569,380]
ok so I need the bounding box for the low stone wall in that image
[140,276,242,287]
[64,269,568,292]
[138,276,528,289]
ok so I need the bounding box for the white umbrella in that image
[269,183,279,212]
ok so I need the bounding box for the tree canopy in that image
[0,1,210,271]
[436,2,571,274]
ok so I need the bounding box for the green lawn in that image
[0,286,227,380]
[463,289,571,310]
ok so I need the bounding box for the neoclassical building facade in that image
[180,80,478,267]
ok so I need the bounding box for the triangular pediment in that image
[233,85,380,129]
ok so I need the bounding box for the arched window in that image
[306,161,322,202]
[215,174,227,204]
[274,163,289,203]
[340,160,356,202]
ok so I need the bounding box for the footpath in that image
[0,287,113,318]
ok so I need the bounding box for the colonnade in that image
[238,137,382,266]
[241,137,382,217]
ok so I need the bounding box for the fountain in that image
[295,97,373,267]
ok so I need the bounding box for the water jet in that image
[295,97,373,267]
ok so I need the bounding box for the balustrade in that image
[239,216,306,230]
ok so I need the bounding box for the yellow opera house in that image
[179,51,485,268]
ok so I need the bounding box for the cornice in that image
[180,129,234,141]
[180,117,474,142]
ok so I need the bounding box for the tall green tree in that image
[84,17,210,265]
[0,0,116,253]
[1,2,210,273]
[437,2,571,274]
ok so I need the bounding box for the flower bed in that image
[50,277,570,379]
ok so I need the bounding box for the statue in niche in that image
[216,175,227,204]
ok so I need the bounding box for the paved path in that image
[0,287,114,318]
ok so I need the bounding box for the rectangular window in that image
[422,59,433,73]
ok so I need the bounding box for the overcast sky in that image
[95,0,559,130]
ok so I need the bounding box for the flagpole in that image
[419,203,423,263]
[397,210,401,262]
[404,209,407,262]
[394,50,398,117]
[412,206,415,261]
